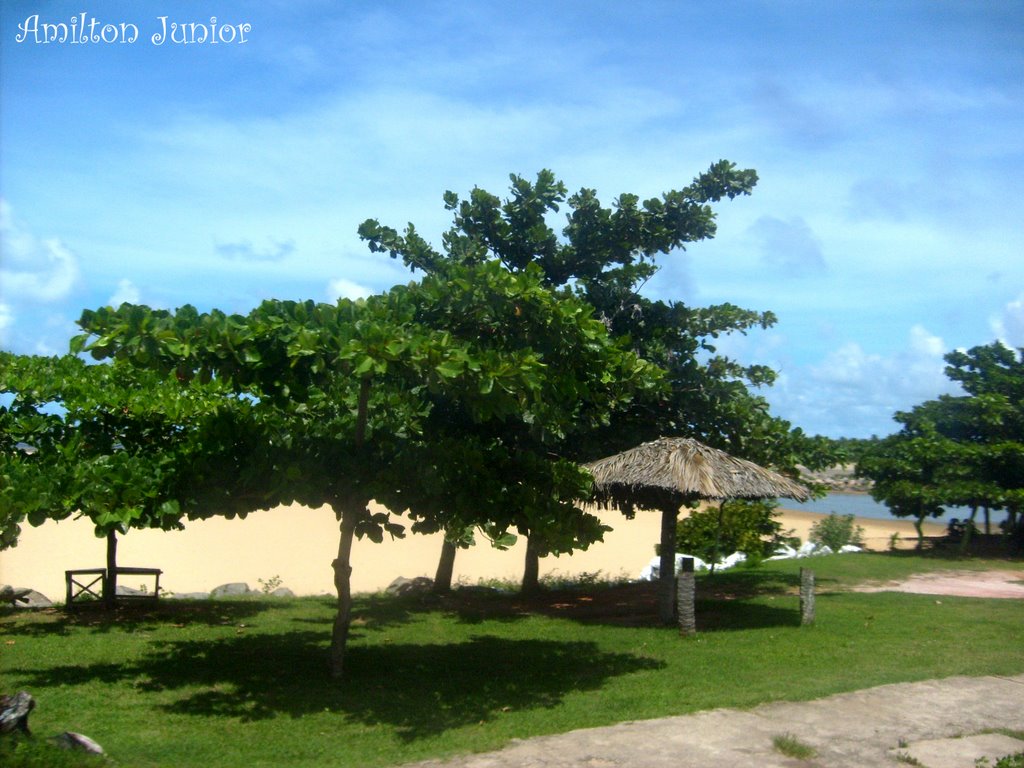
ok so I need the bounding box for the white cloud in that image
[991,294,1024,348]
[763,325,961,437]
[0,200,79,302]
[818,325,954,402]
[32,338,61,356]
[215,238,295,262]
[108,279,141,307]
[907,324,945,358]
[326,278,372,302]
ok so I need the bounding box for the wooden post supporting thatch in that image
[800,567,815,626]
[677,557,696,636]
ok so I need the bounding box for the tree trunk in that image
[658,506,678,625]
[104,529,118,610]
[329,376,371,680]
[914,515,924,550]
[434,537,457,594]
[959,506,978,555]
[984,506,991,536]
[520,536,544,593]
[521,536,541,595]
[330,509,358,680]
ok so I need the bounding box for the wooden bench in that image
[65,568,106,604]
[65,567,163,606]
[113,567,163,602]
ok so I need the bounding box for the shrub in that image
[257,575,283,594]
[809,512,865,550]
[976,752,1024,768]
[772,733,817,760]
[675,499,791,565]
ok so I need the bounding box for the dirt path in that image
[401,674,1024,768]
[851,569,1024,599]
[398,570,1024,767]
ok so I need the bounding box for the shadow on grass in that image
[383,574,811,631]
[9,631,664,741]
[2,571,825,644]
[695,568,815,599]
[888,535,1021,560]
[299,583,805,646]
[693,597,800,631]
[0,599,292,637]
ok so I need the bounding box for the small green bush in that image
[772,732,817,759]
[809,512,865,550]
[976,752,1024,768]
[257,575,283,594]
[674,499,793,565]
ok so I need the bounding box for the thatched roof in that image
[585,437,810,511]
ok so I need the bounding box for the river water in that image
[785,493,1009,528]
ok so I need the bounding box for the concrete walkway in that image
[405,674,1024,768]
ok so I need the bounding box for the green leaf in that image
[435,360,463,378]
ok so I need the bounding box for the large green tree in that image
[375,259,660,593]
[856,425,956,548]
[360,164,831,610]
[943,342,1024,533]
[358,163,789,453]
[76,259,657,676]
[0,352,241,605]
[857,342,1024,548]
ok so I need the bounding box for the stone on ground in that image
[55,731,105,754]
[386,576,434,596]
[211,582,252,597]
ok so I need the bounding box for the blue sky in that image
[2,1,1022,438]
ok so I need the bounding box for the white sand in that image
[0,503,945,602]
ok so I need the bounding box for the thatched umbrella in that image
[586,437,810,623]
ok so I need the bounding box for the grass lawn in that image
[2,553,1022,768]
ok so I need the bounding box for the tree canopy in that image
[74,257,660,674]
[0,352,254,603]
[360,164,835,466]
[359,163,792,459]
[360,164,833,615]
[1,353,222,539]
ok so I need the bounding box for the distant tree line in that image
[829,436,881,465]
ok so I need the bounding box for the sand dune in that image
[0,503,946,602]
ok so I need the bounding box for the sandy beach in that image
[0,503,947,603]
